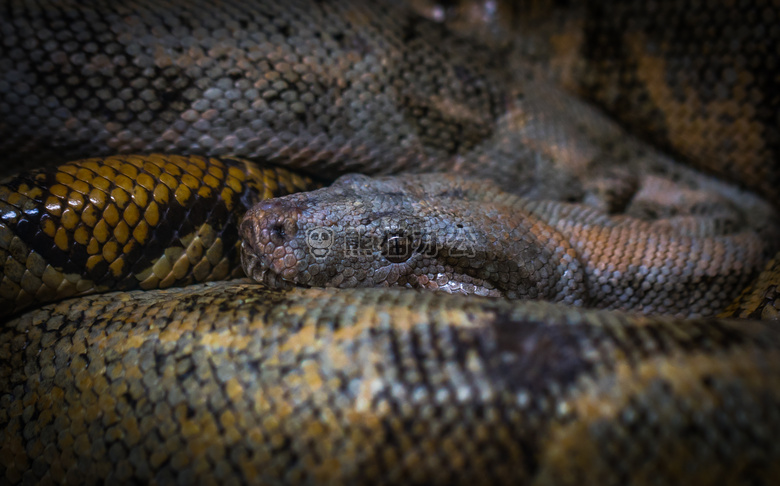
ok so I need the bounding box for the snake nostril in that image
[245,198,301,246]
[272,223,286,241]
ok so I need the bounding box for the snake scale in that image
[1,0,780,484]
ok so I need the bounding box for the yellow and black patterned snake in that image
[1,1,780,484]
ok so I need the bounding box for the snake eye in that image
[382,234,413,263]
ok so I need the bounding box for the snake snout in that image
[241,198,304,258]
[241,199,302,249]
[239,198,305,288]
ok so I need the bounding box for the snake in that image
[2,0,780,484]
[238,172,777,317]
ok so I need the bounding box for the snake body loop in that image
[1,1,780,485]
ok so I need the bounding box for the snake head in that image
[239,174,435,291]
[240,173,586,303]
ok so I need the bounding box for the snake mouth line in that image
[239,241,308,290]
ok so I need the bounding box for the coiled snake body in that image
[1,1,780,484]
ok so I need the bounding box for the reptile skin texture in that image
[412,0,780,208]
[0,155,315,316]
[2,281,780,485]
[1,0,780,485]
[239,173,778,318]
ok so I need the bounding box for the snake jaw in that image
[241,241,289,289]
[239,239,299,290]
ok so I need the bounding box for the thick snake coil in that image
[3,282,780,485]
[1,1,780,485]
